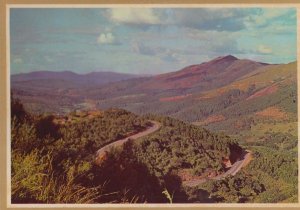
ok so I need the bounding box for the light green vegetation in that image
[249,122,297,138]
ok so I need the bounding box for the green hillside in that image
[10,58,298,203]
[12,98,254,203]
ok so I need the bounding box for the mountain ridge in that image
[11,70,141,81]
[11,55,296,116]
[140,55,269,91]
[11,70,145,89]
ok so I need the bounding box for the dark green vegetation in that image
[12,97,264,203]
[188,143,298,203]
[185,172,265,203]
[11,56,298,203]
[11,97,156,203]
[245,146,297,202]
[133,114,242,178]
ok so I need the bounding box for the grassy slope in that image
[11,61,298,203]
[194,62,297,133]
[180,62,298,203]
[198,62,296,98]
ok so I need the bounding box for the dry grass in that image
[197,62,296,100]
[255,106,288,119]
[246,84,278,100]
[194,114,226,126]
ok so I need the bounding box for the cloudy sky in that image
[10,7,296,75]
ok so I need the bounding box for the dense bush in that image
[11,96,297,203]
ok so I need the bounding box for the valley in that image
[10,55,298,203]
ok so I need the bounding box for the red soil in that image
[255,106,288,119]
[246,84,278,100]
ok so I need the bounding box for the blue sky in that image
[10,7,296,75]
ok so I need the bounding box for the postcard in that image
[1,2,299,210]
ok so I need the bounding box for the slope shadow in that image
[80,140,219,203]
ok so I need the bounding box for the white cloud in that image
[97,32,117,44]
[108,8,161,25]
[257,45,273,54]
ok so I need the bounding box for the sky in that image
[10,7,296,75]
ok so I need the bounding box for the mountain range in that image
[11,70,142,87]
[140,55,268,91]
[10,54,298,203]
[11,55,297,136]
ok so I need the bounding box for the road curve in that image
[95,120,161,162]
[183,151,252,187]
[95,120,251,185]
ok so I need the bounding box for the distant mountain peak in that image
[143,55,266,90]
[211,55,238,62]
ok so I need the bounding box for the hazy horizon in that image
[10,54,297,76]
[10,8,296,75]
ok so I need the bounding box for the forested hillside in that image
[12,97,268,203]
[10,56,270,115]
[11,97,155,203]
[10,56,298,203]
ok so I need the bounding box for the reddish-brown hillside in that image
[141,55,267,90]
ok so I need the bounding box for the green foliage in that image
[247,147,298,186]
[54,109,149,164]
[11,148,101,203]
[11,95,297,203]
[11,118,38,153]
[198,172,265,203]
[11,95,30,122]
[11,99,161,203]
[35,115,61,139]
[133,115,242,180]
[88,141,166,203]
[247,132,297,151]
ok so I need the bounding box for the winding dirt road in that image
[183,151,252,187]
[95,121,161,162]
[95,120,251,185]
